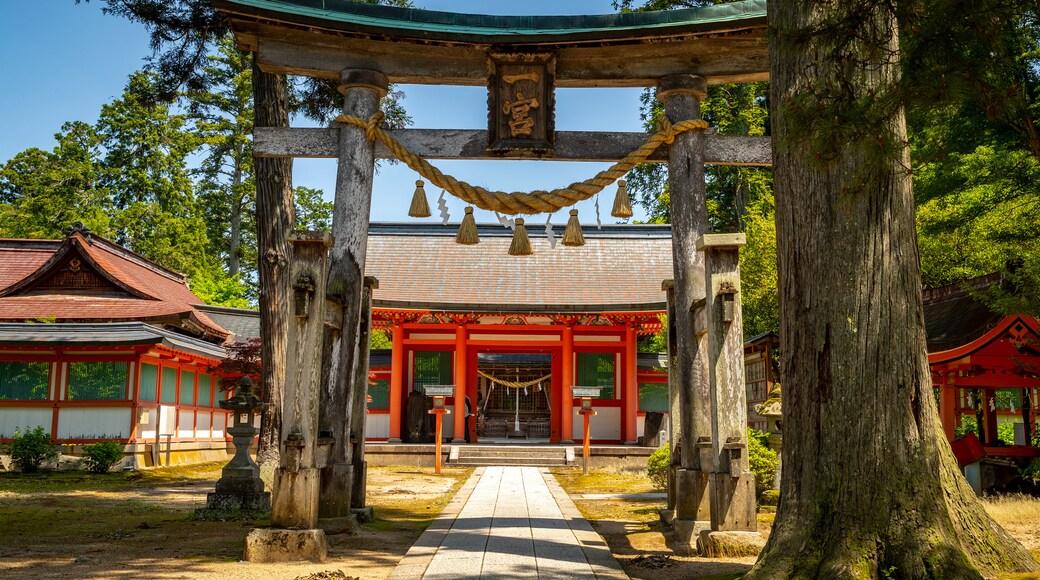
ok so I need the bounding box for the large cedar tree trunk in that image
[748,2,1039,577]
[253,61,294,467]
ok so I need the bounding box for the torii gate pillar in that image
[317,69,388,533]
[658,74,713,546]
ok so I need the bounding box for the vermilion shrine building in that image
[0,225,237,465]
[362,223,672,445]
[925,275,1040,460]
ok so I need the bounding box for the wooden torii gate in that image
[217,0,771,559]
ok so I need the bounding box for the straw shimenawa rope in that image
[335,111,709,216]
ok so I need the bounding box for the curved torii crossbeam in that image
[216,0,767,86]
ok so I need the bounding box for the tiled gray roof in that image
[0,322,227,360]
[196,304,261,342]
[364,223,674,312]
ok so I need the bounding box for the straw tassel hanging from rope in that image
[409,180,431,218]
[611,179,633,218]
[456,207,479,245]
[562,209,585,247]
[509,218,533,256]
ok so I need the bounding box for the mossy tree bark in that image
[748,2,1039,578]
[253,62,294,467]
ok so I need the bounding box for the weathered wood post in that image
[318,69,388,533]
[349,276,378,520]
[658,74,713,546]
[245,232,332,563]
[660,279,679,525]
[696,233,763,556]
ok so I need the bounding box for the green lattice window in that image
[414,351,453,393]
[0,361,50,400]
[576,352,615,399]
[139,363,158,401]
[198,374,213,407]
[67,362,128,401]
[369,378,390,409]
[160,367,178,403]
[639,381,668,412]
[180,370,196,405]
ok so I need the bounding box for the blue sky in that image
[0,1,650,225]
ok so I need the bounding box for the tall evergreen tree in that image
[0,122,114,238]
[748,1,1037,575]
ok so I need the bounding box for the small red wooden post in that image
[428,394,451,474]
[579,400,596,475]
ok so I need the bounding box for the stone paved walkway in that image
[390,466,627,579]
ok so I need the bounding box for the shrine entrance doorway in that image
[476,352,554,442]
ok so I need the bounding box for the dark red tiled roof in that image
[0,232,228,342]
[363,223,674,312]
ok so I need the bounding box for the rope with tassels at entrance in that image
[335,111,709,216]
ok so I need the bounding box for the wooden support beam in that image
[247,29,768,89]
[253,127,771,166]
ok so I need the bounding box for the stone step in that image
[457,448,567,458]
[454,457,572,467]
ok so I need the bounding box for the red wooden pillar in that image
[561,326,575,443]
[983,388,999,445]
[624,326,639,444]
[453,325,467,443]
[388,323,404,442]
[939,370,957,442]
[468,348,480,444]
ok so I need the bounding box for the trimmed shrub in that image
[1021,459,1040,485]
[759,488,780,507]
[647,442,670,490]
[82,441,125,474]
[11,426,59,473]
[748,428,779,496]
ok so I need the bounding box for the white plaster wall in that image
[637,415,645,439]
[138,408,156,440]
[177,410,195,438]
[0,408,52,439]
[366,414,390,439]
[196,412,211,436]
[571,406,622,441]
[57,408,131,439]
[212,412,226,439]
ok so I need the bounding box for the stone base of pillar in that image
[672,518,711,548]
[352,505,375,523]
[666,464,678,511]
[388,437,402,443]
[272,467,321,529]
[560,439,574,444]
[697,530,765,558]
[317,514,357,535]
[319,463,354,523]
[451,438,466,444]
[674,468,711,522]
[658,508,675,526]
[244,528,328,563]
[350,460,367,510]
[707,472,757,532]
[201,491,271,514]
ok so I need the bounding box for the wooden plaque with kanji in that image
[487,52,556,153]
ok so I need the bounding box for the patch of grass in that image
[983,494,1040,526]
[550,467,657,495]
[573,498,662,524]
[0,461,226,495]
[364,466,472,534]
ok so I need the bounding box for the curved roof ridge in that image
[215,0,766,44]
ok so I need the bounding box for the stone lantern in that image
[203,376,271,513]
